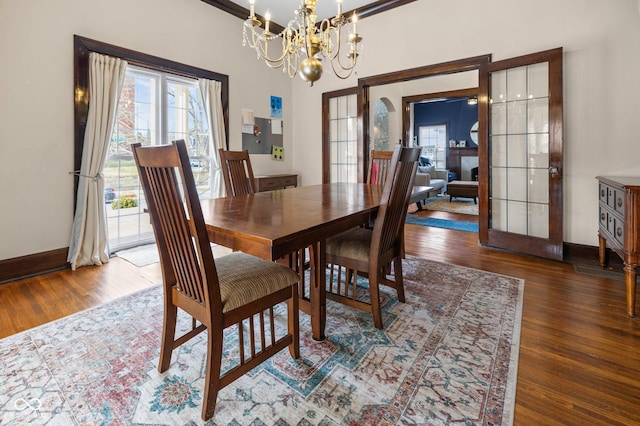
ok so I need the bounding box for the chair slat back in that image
[133,141,220,312]
[219,149,256,196]
[367,150,394,186]
[371,146,421,257]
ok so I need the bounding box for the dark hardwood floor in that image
[1,209,639,424]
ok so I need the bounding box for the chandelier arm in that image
[323,26,360,74]
[331,46,358,72]
[329,57,357,80]
[318,19,335,59]
[258,49,290,66]
[328,27,341,62]
[256,31,294,66]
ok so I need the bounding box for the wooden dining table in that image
[200,183,383,341]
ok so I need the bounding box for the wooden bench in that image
[447,180,478,204]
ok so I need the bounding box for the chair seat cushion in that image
[216,252,298,312]
[326,227,373,264]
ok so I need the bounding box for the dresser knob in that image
[601,213,606,221]
[601,189,606,197]
[617,198,623,208]
[617,227,623,237]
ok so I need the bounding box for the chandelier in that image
[242,0,363,86]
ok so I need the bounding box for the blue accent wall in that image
[413,98,478,147]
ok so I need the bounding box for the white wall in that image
[0,0,293,260]
[291,0,640,246]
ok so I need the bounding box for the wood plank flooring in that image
[1,209,639,425]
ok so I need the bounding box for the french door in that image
[478,48,563,260]
[105,66,212,251]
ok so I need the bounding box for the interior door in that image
[478,48,563,260]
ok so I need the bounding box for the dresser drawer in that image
[613,188,625,215]
[613,214,625,246]
[254,174,298,192]
[599,206,608,230]
[603,184,625,214]
[599,183,608,204]
[601,208,623,250]
[606,209,615,236]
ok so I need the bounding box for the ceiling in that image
[200,0,416,32]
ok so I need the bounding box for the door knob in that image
[549,166,559,178]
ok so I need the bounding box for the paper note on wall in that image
[271,119,282,135]
[241,108,254,134]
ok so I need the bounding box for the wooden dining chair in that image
[133,140,299,421]
[365,149,395,229]
[219,148,256,196]
[326,145,421,329]
[367,149,394,186]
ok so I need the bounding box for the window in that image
[418,124,447,170]
[373,98,390,151]
[104,66,211,250]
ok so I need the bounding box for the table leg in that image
[308,241,327,341]
[598,234,608,267]
[623,262,637,318]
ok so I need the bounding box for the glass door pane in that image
[166,79,212,198]
[329,93,358,183]
[104,72,158,250]
[489,62,550,238]
[104,69,210,252]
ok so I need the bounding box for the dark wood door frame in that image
[401,87,478,147]
[358,54,491,183]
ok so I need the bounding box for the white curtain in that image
[68,52,127,270]
[199,78,226,198]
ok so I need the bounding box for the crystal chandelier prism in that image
[243,0,363,86]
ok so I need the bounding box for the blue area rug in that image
[406,214,478,233]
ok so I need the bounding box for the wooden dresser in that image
[597,176,640,317]
[254,174,298,192]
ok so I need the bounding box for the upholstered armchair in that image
[414,165,449,197]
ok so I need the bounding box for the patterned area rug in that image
[421,196,479,215]
[0,258,523,425]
